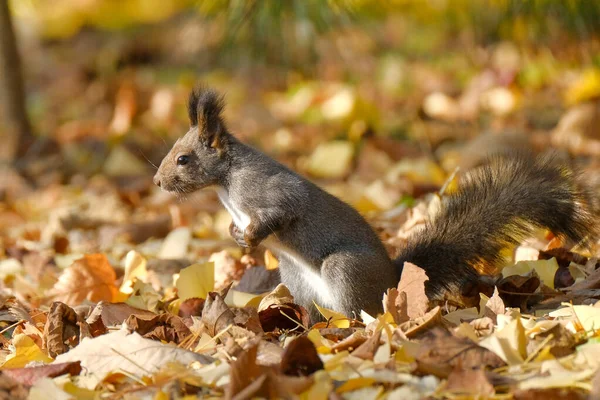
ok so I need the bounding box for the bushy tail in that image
[394,153,596,305]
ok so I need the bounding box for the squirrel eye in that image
[176,155,190,166]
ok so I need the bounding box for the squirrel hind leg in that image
[320,252,397,319]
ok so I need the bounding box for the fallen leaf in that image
[280,336,324,376]
[484,287,505,322]
[85,301,156,330]
[125,313,191,344]
[176,262,215,302]
[444,367,495,397]
[53,328,212,380]
[314,302,351,328]
[47,254,118,306]
[397,262,430,319]
[259,304,309,333]
[43,301,82,358]
[479,317,527,365]
[351,329,382,360]
[258,284,295,311]
[411,327,505,378]
[2,362,82,386]
[383,288,409,325]
[178,297,205,318]
[202,292,235,337]
[119,250,148,295]
[1,334,52,369]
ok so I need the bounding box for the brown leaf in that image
[125,313,191,344]
[351,329,382,360]
[539,248,588,268]
[413,327,505,378]
[48,254,118,306]
[529,322,578,358]
[43,302,82,358]
[202,292,235,337]
[85,301,156,333]
[383,288,409,325]
[319,328,360,342]
[497,274,540,309]
[330,330,369,353]
[2,362,82,386]
[226,342,263,399]
[233,307,263,335]
[258,304,309,333]
[280,336,324,376]
[399,306,443,338]
[397,262,430,319]
[178,297,206,318]
[444,367,495,397]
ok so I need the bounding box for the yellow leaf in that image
[176,262,215,301]
[126,280,161,312]
[336,377,377,393]
[504,258,559,289]
[479,317,527,365]
[2,334,52,368]
[119,250,148,295]
[307,329,332,354]
[314,302,350,328]
[224,290,263,308]
[264,249,279,270]
[301,370,332,400]
[565,68,600,106]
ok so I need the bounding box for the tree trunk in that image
[0,0,33,163]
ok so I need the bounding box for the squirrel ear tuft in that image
[188,85,226,147]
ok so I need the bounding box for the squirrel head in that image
[154,86,231,193]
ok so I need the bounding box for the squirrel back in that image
[395,153,595,306]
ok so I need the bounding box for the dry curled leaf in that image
[125,313,191,344]
[43,302,84,358]
[280,336,324,376]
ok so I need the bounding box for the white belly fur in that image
[264,238,336,310]
[215,187,251,231]
[215,187,335,310]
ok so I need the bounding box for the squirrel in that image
[153,86,595,322]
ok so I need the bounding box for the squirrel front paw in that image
[229,221,250,248]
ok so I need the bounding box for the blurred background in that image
[2,0,600,276]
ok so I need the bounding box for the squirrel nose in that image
[153,174,161,187]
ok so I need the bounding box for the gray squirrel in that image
[153,86,594,322]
